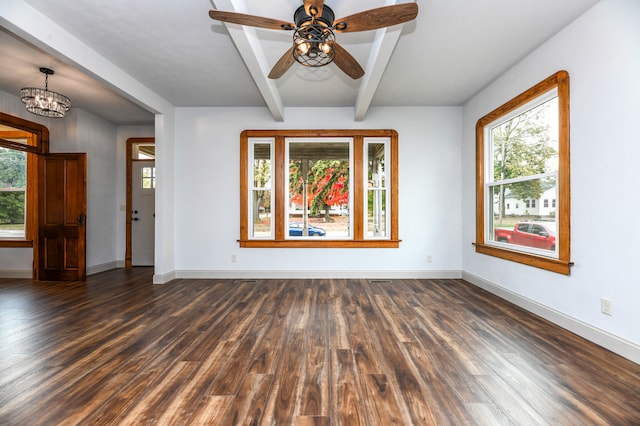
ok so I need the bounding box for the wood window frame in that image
[239,129,400,248]
[475,70,571,274]
[0,112,49,248]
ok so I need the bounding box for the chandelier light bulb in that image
[296,40,310,55]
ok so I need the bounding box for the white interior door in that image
[132,160,155,266]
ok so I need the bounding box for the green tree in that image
[0,192,25,224]
[0,148,27,224]
[0,148,26,188]
[492,101,557,223]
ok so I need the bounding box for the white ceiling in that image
[0,0,600,125]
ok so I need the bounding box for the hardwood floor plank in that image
[208,310,272,396]
[1,269,639,424]
[115,360,199,424]
[293,415,331,426]
[163,340,240,422]
[372,294,415,343]
[402,341,477,424]
[332,349,367,426]
[143,342,238,424]
[328,293,351,350]
[220,373,273,425]
[262,330,305,425]
[360,374,405,425]
[299,282,330,418]
[464,402,514,426]
[185,395,235,425]
[247,284,297,375]
[475,374,550,424]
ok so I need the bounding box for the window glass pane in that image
[0,148,26,238]
[491,97,558,182]
[250,141,273,238]
[367,189,387,237]
[287,141,350,238]
[141,167,155,189]
[366,141,388,238]
[253,144,271,188]
[133,144,155,160]
[0,125,30,147]
[251,190,272,237]
[489,176,558,255]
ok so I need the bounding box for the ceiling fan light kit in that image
[292,5,336,67]
[20,67,71,118]
[208,1,418,79]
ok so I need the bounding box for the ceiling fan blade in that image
[303,0,325,18]
[332,43,365,79]
[268,47,297,79]
[334,3,418,33]
[209,10,295,30]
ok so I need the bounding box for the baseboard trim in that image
[173,269,462,280]
[153,270,177,284]
[0,269,32,278]
[87,261,119,276]
[462,271,640,365]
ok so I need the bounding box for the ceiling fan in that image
[208,1,418,80]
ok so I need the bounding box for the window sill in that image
[0,240,33,248]
[474,243,572,275]
[239,239,401,248]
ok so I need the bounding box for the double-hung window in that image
[0,113,48,248]
[248,138,274,239]
[475,71,571,274]
[365,138,390,239]
[240,130,399,248]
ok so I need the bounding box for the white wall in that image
[461,0,640,358]
[69,110,119,274]
[154,111,176,282]
[172,106,462,278]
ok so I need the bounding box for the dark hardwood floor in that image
[0,268,639,425]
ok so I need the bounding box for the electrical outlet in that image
[426,254,433,263]
[231,254,237,263]
[601,298,612,316]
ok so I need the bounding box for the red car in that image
[494,221,556,251]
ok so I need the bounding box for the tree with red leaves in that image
[290,159,349,221]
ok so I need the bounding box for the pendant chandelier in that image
[20,67,71,118]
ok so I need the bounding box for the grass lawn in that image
[0,224,24,230]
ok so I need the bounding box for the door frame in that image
[125,137,155,268]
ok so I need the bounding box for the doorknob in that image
[132,217,140,221]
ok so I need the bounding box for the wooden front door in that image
[38,153,87,280]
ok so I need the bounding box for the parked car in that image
[494,221,556,251]
[289,222,326,237]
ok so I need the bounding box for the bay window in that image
[240,130,399,248]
